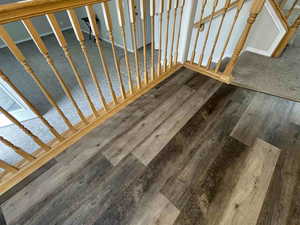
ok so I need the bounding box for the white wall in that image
[185,0,253,66]
[153,0,253,65]
[77,1,151,52]
[176,0,287,65]
[245,1,286,57]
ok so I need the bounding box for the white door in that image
[0,80,36,127]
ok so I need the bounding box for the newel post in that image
[224,0,266,76]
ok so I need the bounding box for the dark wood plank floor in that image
[0,68,300,225]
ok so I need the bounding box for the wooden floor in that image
[0,68,300,225]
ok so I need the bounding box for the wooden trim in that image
[0,64,184,195]
[0,0,109,24]
[184,62,232,84]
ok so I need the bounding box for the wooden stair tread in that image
[232,50,300,103]
[173,138,281,225]
[215,138,280,225]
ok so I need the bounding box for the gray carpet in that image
[0,29,156,165]
[232,32,300,103]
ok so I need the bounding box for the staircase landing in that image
[232,46,300,102]
[0,69,300,225]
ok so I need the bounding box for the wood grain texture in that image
[162,87,254,212]
[256,114,300,225]
[128,193,179,225]
[1,69,300,225]
[173,138,280,225]
[60,155,145,225]
[133,79,222,165]
[95,86,252,225]
[231,93,277,146]
[102,73,204,167]
[102,85,195,166]
[1,69,194,225]
[216,139,280,225]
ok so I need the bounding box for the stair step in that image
[213,138,280,225]
[232,50,300,102]
[132,79,222,166]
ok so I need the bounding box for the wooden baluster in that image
[0,70,63,140]
[207,0,231,69]
[163,0,172,72]
[85,6,117,105]
[0,136,35,161]
[174,0,185,64]
[0,160,19,173]
[286,0,300,19]
[280,0,288,8]
[190,0,207,63]
[46,14,106,113]
[198,0,219,66]
[157,0,164,76]
[169,0,179,68]
[140,0,148,84]
[67,9,105,115]
[129,0,142,88]
[215,0,246,72]
[0,106,50,151]
[102,2,126,99]
[114,0,134,94]
[273,15,300,57]
[0,25,74,131]
[224,0,266,75]
[22,19,88,122]
[150,0,155,80]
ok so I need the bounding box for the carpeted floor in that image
[0,29,156,165]
[232,29,300,103]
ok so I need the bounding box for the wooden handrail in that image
[0,0,109,24]
[0,0,188,195]
[193,0,250,28]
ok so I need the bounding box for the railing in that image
[0,0,268,194]
[277,0,300,21]
[184,0,265,83]
[0,0,186,194]
[272,0,300,56]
